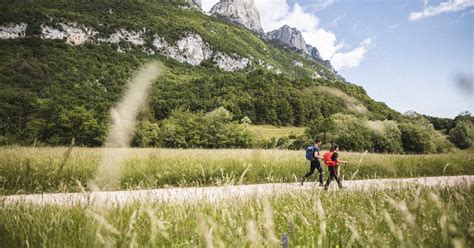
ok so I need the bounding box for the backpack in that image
[323,152,335,166]
[305,146,315,160]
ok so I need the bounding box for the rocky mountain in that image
[185,0,202,9]
[0,1,398,146]
[192,0,202,8]
[210,0,264,34]
[266,25,325,62]
[266,25,306,52]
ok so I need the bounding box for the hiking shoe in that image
[319,183,324,187]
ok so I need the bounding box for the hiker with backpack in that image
[301,138,325,186]
[323,144,348,190]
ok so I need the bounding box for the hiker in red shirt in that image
[323,144,348,190]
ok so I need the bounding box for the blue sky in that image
[202,0,473,118]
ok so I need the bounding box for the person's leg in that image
[334,166,343,189]
[305,161,317,178]
[301,161,316,185]
[333,173,343,189]
[316,162,324,185]
[324,167,335,190]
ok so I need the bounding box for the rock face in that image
[266,25,323,61]
[153,33,213,66]
[210,0,263,33]
[266,25,307,52]
[3,20,258,72]
[306,45,322,61]
[41,22,97,45]
[0,23,27,39]
[192,0,202,8]
[153,34,248,71]
[213,52,249,71]
[183,0,202,9]
[100,28,146,46]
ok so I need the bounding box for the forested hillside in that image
[1,0,470,153]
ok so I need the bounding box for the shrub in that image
[370,120,403,153]
[449,120,473,149]
[159,108,252,148]
[240,116,252,125]
[399,123,435,154]
[329,114,373,151]
[132,120,161,147]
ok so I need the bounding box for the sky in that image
[201,0,473,118]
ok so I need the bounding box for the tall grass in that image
[0,184,472,247]
[245,125,305,140]
[0,147,473,195]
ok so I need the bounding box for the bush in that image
[240,116,251,125]
[159,108,252,148]
[304,116,333,141]
[399,123,435,154]
[329,114,373,151]
[449,120,473,149]
[132,120,161,147]
[370,120,403,153]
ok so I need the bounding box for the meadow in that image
[0,147,473,195]
[0,184,472,247]
[245,125,305,140]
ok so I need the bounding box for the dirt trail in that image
[2,176,473,207]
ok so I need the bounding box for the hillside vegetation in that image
[1,1,470,153]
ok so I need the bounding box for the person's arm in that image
[314,154,324,160]
[337,159,348,164]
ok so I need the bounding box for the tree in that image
[305,116,334,141]
[240,116,252,125]
[399,123,435,154]
[276,98,294,125]
[369,120,403,153]
[158,108,252,148]
[132,120,160,147]
[57,106,106,146]
[329,114,373,151]
[449,120,473,149]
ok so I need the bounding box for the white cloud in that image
[409,0,474,21]
[331,38,372,71]
[307,0,335,12]
[329,16,341,27]
[256,0,370,70]
[202,0,371,70]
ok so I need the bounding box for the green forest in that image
[0,1,472,153]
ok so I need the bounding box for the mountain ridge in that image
[0,1,400,147]
[210,0,264,34]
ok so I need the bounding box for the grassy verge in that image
[246,125,305,140]
[0,184,472,247]
[0,147,473,195]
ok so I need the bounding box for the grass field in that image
[1,184,472,247]
[246,125,305,140]
[0,147,473,195]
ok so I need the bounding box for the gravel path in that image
[2,175,473,207]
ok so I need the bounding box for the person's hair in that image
[331,152,339,160]
[314,138,321,144]
[330,144,338,152]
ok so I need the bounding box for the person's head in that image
[314,138,321,146]
[330,144,339,152]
